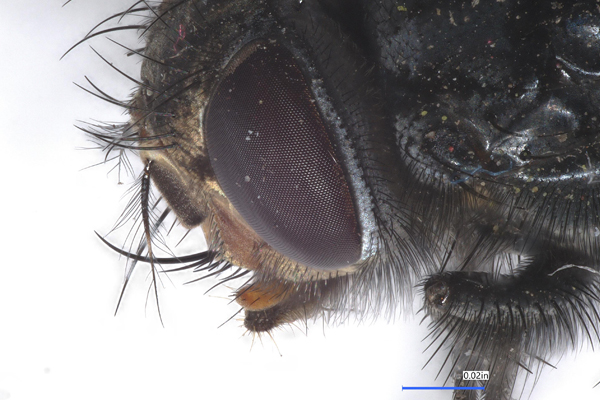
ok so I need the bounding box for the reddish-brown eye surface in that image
[205,41,361,270]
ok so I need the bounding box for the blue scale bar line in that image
[402,386,485,391]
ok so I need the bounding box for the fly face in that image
[124,0,430,331]
[75,1,600,399]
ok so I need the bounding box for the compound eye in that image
[204,41,361,270]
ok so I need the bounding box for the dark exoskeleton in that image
[75,1,600,399]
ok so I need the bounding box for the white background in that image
[1,1,598,399]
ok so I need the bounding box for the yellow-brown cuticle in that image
[236,281,295,311]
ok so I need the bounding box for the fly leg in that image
[423,249,600,400]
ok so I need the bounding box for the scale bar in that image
[402,386,484,391]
